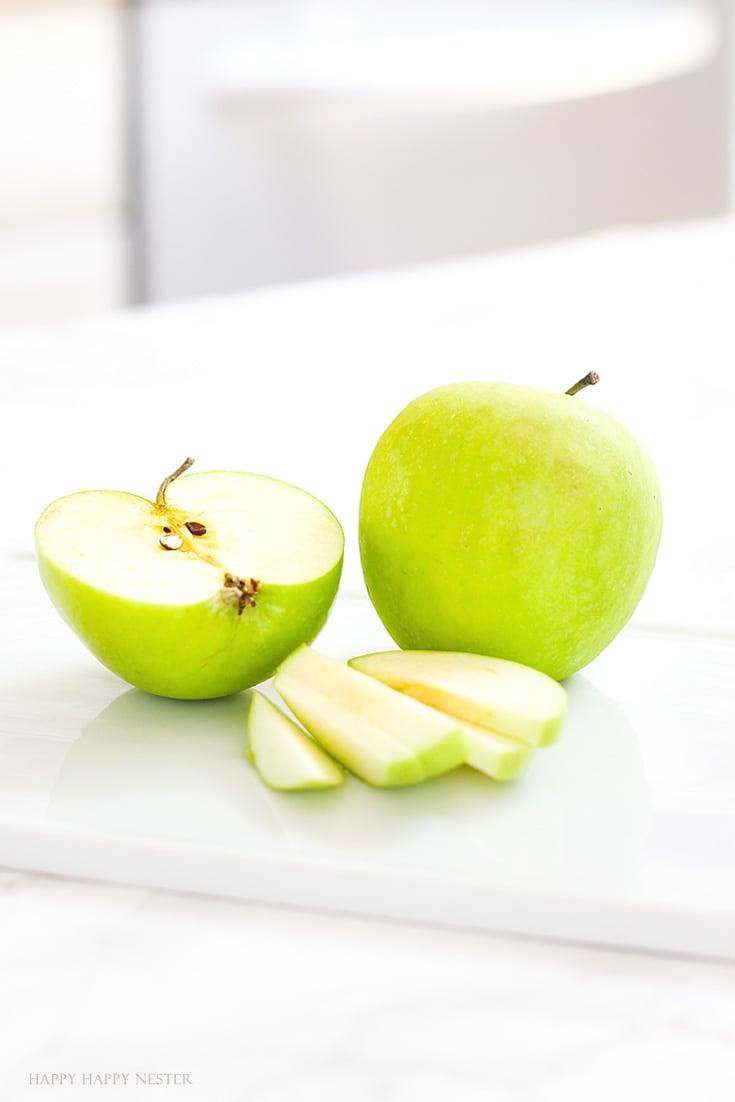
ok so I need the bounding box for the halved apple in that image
[35,460,344,699]
[273,646,469,787]
[348,650,566,747]
[247,692,344,791]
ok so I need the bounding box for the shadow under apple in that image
[48,689,283,847]
[48,675,648,898]
[265,673,649,893]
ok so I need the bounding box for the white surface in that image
[1,589,734,958]
[2,871,734,1102]
[2,218,735,1093]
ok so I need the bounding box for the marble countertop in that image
[2,218,734,1099]
[2,867,734,1101]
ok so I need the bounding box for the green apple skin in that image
[35,550,342,699]
[359,382,662,681]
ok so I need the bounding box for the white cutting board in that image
[2,571,734,960]
[2,223,735,958]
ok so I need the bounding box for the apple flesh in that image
[35,464,343,699]
[359,381,662,680]
[247,692,344,790]
[451,717,535,782]
[349,650,566,747]
[273,646,470,787]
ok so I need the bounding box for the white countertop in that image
[2,866,735,1102]
[2,218,734,1099]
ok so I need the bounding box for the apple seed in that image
[155,461,259,614]
[159,534,184,551]
[185,520,207,536]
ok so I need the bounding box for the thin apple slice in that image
[348,650,566,747]
[452,717,535,781]
[273,646,469,787]
[247,692,344,791]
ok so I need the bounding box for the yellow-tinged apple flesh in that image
[349,650,567,747]
[273,646,470,787]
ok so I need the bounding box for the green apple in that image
[273,645,470,787]
[247,692,344,790]
[349,650,566,747]
[359,377,662,680]
[35,459,344,699]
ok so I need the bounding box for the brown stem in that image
[156,457,195,508]
[154,455,217,564]
[565,372,599,396]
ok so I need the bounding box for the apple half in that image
[35,460,344,699]
[348,650,566,747]
[273,646,470,787]
[247,692,344,790]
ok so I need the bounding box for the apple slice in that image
[348,650,566,747]
[273,646,470,787]
[247,692,344,791]
[452,717,534,781]
[35,459,343,699]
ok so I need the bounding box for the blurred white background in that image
[0,0,731,328]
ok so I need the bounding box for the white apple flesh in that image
[273,646,470,787]
[247,692,344,790]
[35,465,344,699]
[348,650,567,747]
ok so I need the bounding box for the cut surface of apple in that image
[35,464,344,699]
[348,650,566,747]
[273,646,470,787]
[452,717,535,781]
[247,692,344,791]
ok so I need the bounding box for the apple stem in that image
[565,372,599,396]
[156,457,195,508]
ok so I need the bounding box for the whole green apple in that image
[36,459,344,699]
[359,377,662,681]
